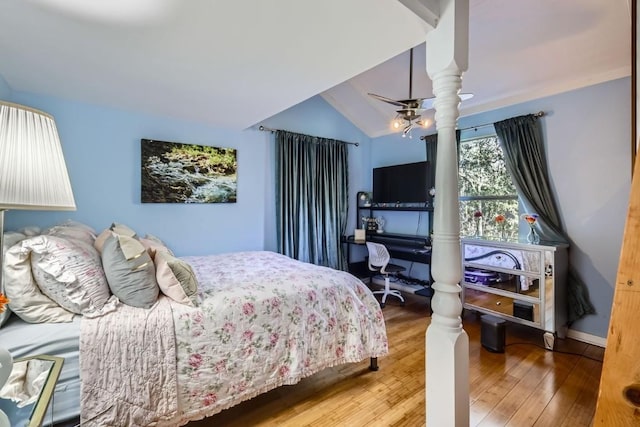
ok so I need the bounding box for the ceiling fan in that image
[368,48,472,138]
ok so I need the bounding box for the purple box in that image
[464,268,500,286]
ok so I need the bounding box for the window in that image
[458,135,518,239]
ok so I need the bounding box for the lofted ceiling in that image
[0,0,631,139]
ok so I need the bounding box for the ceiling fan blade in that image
[420,97,436,109]
[397,98,429,107]
[368,93,410,108]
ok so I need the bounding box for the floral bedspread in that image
[168,251,388,425]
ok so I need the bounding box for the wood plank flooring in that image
[188,293,604,427]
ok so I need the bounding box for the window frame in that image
[457,132,520,239]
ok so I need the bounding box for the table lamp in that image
[0,101,76,425]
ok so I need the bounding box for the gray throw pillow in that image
[101,234,159,309]
[154,251,199,306]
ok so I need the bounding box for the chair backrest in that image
[366,242,391,273]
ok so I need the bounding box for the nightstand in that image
[0,355,64,427]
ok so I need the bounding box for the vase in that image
[499,224,507,241]
[473,219,481,238]
[526,225,540,244]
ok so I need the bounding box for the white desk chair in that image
[366,242,405,307]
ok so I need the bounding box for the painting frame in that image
[140,138,237,204]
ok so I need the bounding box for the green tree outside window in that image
[458,136,518,239]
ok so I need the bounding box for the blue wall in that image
[5,92,269,257]
[4,92,371,258]
[0,75,10,99]
[370,77,631,339]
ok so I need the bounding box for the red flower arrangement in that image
[521,213,539,225]
[495,214,505,224]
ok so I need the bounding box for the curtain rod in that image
[419,111,546,141]
[258,125,359,147]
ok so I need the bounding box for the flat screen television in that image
[372,161,430,204]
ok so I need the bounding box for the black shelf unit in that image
[355,191,433,239]
[361,206,432,212]
[344,191,434,298]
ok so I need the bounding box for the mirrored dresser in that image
[461,237,569,350]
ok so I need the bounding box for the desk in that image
[342,233,432,294]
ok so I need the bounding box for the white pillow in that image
[93,229,113,254]
[1,232,28,328]
[4,241,75,323]
[25,235,113,316]
[46,220,97,246]
[139,237,173,260]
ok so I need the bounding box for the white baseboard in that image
[566,329,607,348]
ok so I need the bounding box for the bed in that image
[0,222,388,426]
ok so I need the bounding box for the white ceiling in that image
[0,0,631,138]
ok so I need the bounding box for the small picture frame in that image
[358,191,371,207]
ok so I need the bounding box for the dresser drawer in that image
[464,244,543,274]
[464,269,540,298]
[463,287,541,326]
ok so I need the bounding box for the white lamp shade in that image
[0,101,76,211]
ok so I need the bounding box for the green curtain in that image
[424,134,438,195]
[494,114,595,324]
[275,130,349,270]
[423,130,460,195]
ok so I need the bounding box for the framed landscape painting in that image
[141,139,237,203]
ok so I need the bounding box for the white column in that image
[425,0,469,426]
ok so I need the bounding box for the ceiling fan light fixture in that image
[369,48,474,137]
[402,123,414,138]
[418,118,432,128]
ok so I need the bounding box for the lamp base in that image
[0,346,12,390]
[0,346,12,427]
[0,409,8,427]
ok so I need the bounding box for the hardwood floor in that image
[188,294,604,427]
